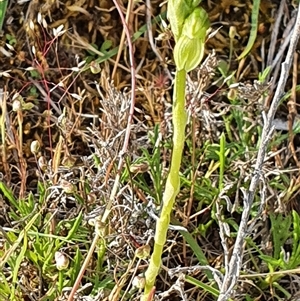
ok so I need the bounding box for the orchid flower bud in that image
[174,7,210,72]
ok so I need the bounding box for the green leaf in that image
[259,254,282,267]
[258,66,271,82]
[288,211,300,268]
[11,232,28,300]
[26,250,39,265]
[217,133,226,191]
[100,40,112,52]
[22,102,35,111]
[5,33,16,45]
[237,0,260,60]
[185,275,219,297]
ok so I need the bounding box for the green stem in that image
[142,2,209,298]
[58,270,63,292]
[142,69,187,300]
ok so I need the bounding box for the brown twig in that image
[287,51,299,167]
[111,0,134,81]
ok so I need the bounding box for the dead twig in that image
[287,51,299,167]
[266,0,285,69]
[111,0,134,81]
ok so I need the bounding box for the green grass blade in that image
[185,275,219,297]
[0,0,8,31]
[237,0,260,60]
[11,232,28,300]
[217,133,226,191]
[0,181,18,209]
[62,212,83,242]
[178,228,213,279]
[0,211,40,269]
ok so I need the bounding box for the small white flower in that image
[42,18,47,29]
[60,179,76,194]
[38,156,47,172]
[132,275,145,289]
[25,67,36,71]
[12,93,20,101]
[53,25,66,37]
[77,60,86,68]
[70,67,79,72]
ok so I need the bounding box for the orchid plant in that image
[142,1,210,299]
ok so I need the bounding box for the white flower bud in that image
[55,251,69,270]
[132,275,145,289]
[12,100,22,112]
[30,140,40,155]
